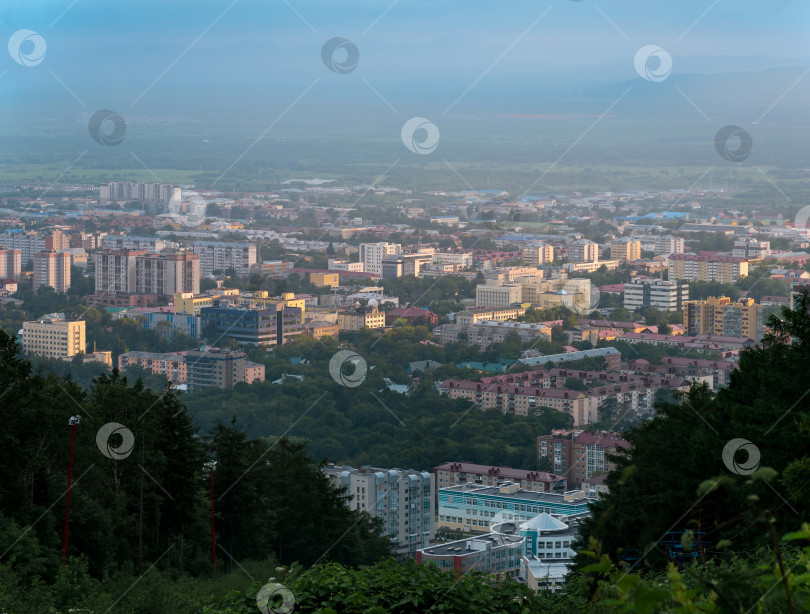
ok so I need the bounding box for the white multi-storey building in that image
[359,242,402,276]
[476,282,522,307]
[654,235,685,256]
[95,250,143,294]
[192,241,257,277]
[100,182,180,205]
[733,238,771,260]
[328,258,364,272]
[432,252,474,269]
[101,235,167,253]
[324,465,435,558]
[567,239,598,263]
[623,277,689,312]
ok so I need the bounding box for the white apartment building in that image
[328,258,364,272]
[135,253,201,297]
[522,242,554,266]
[359,242,402,276]
[733,238,771,260]
[101,235,167,253]
[95,250,143,294]
[324,465,435,558]
[623,277,689,312]
[567,239,598,263]
[100,182,179,205]
[476,282,522,307]
[192,241,258,277]
[0,247,22,281]
[432,252,473,269]
[654,235,685,256]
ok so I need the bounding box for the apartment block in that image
[118,351,188,384]
[249,260,293,278]
[654,235,685,256]
[623,277,689,312]
[359,242,402,276]
[609,238,641,262]
[0,229,69,263]
[536,430,630,483]
[324,465,435,558]
[337,305,386,330]
[0,247,22,281]
[100,182,179,205]
[434,462,566,494]
[33,251,71,293]
[184,348,265,390]
[135,252,201,298]
[381,252,433,278]
[434,321,552,348]
[192,241,257,277]
[684,296,765,341]
[668,254,748,283]
[522,242,554,266]
[567,239,598,263]
[327,258,365,272]
[733,238,771,260]
[101,235,167,253]
[432,252,473,269]
[95,250,145,294]
[21,313,85,359]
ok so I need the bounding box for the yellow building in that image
[22,314,85,359]
[522,242,554,266]
[609,239,641,262]
[337,306,386,331]
[239,291,307,315]
[684,296,765,340]
[310,272,339,288]
[174,292,216,315]
[669,254,749,283]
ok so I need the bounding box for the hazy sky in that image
[2,1,808,110]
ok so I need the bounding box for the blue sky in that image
[2,0,809,116]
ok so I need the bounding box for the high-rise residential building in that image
[192,241,257,277]
[609,238,641,262]
[567,239,598,263]
[654,235,685,256]
[33,251,71,293]
[0,229,69,263]
[359,242,402,276]
[135,252,201,298]
[324,465,435,558]
[21,313,85,359]
[99,182,180,205]
[668,254,749,283]
[684,296,765,340]
[0,247,22,281]
[732,237,771,260]
[522,242,554,266]
[623,277,689,312]
[101,235,167,253]
[536,430,630,482]
[95,250,146,295]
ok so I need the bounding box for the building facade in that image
[522,242,554,266]
[192,241,257,277]
[536,430,629,483]
[200,305,302,345]
[324,465,435,558]
[21,314,85,359]
[434,462,566,494]
[609,238,641,262]
[337,306,386,331]
[359,242,402,276]
[684,296,765,340]
[623,277,689,312]
[33,251,71,293]
[568,239,598,263]
[0,248,22,281]
[668,254,749,283]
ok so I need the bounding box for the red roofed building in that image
[433,461,567,494]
